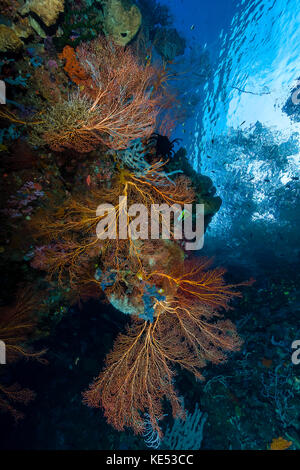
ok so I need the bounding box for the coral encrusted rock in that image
[20,0,65,28]
[0,25,23,52]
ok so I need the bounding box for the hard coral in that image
[0,25,23,53]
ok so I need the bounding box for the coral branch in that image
[83,318,183,435]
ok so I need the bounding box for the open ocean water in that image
[163,0,300,274]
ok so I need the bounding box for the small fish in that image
[190,25,195,30]
[70,32,80,41]
[86,175,91,186]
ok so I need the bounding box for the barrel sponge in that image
[103,0,142,46]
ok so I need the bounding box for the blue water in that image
[163,0,300,273]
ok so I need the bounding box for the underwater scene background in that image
[0,0,299,451]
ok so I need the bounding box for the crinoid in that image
[148,132,182,159]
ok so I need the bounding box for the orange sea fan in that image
[146,257,254,311]
[0,288,46,363]
[30,166,195,297]
[83,280,243,435]
[0,288,46,421]
[83,318,184,436]
[154,295,243,377]
[81,254,250,436]
[0,382,36,422]
[40,37,165,153]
